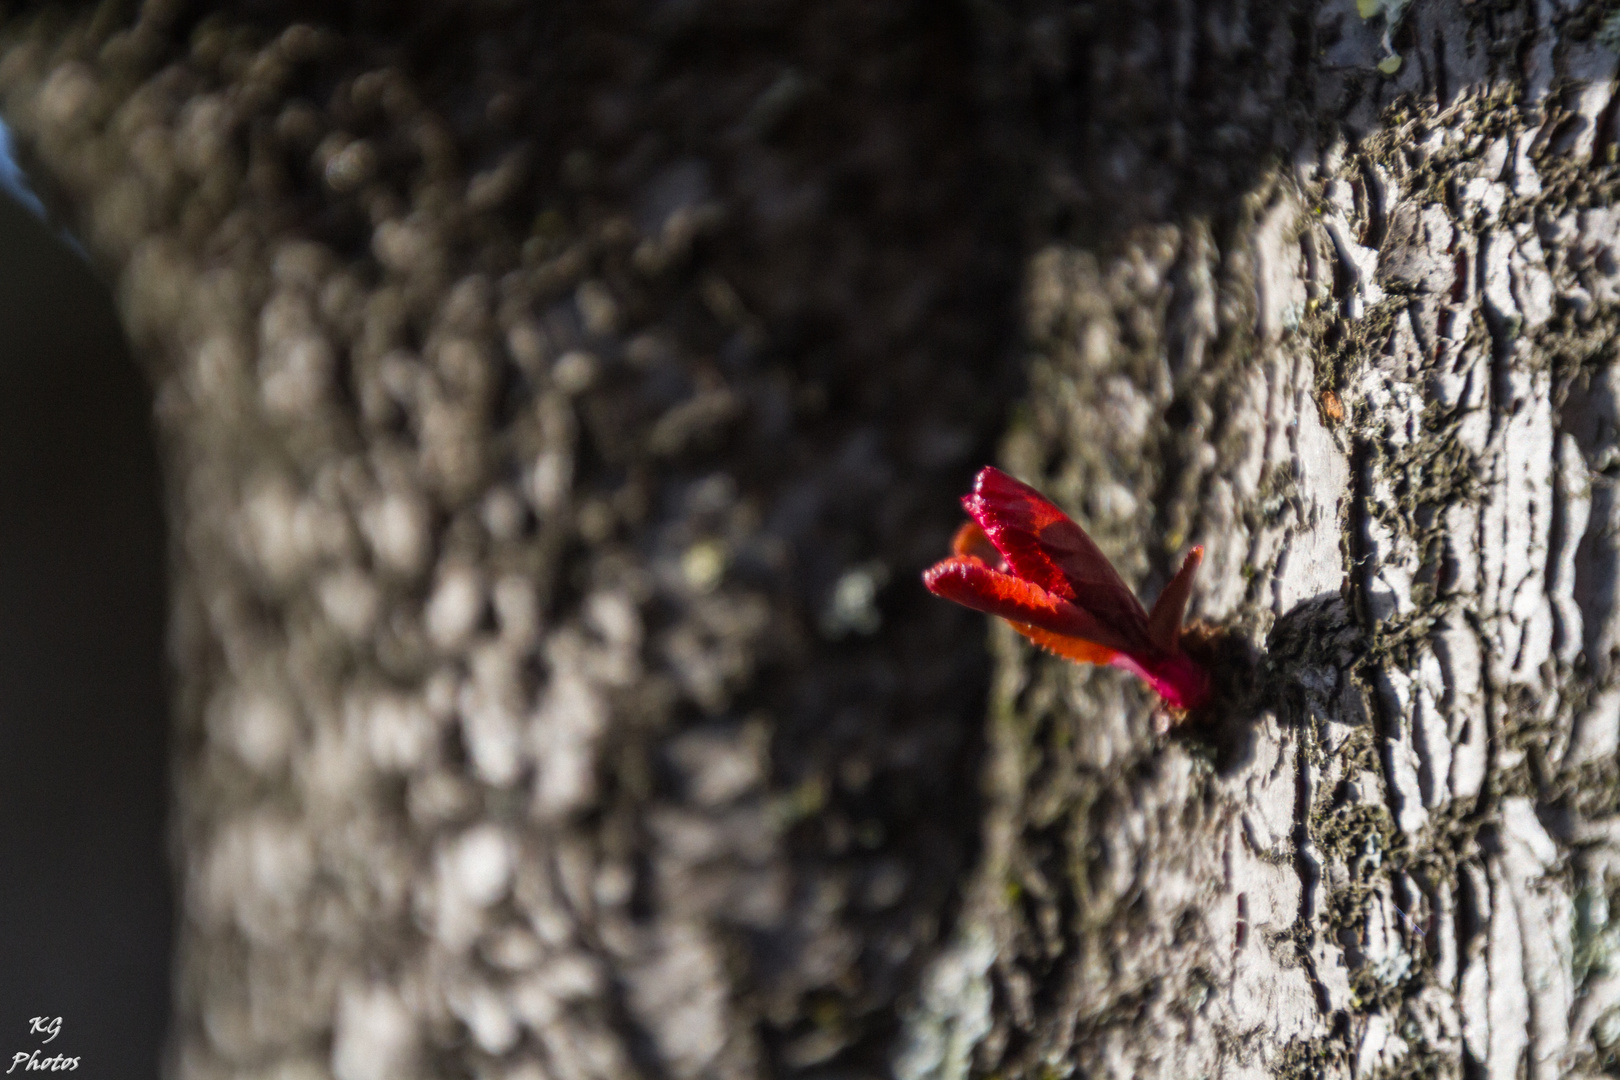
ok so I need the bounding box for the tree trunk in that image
[1,0,1616,1078]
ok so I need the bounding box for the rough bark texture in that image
[0,0,1617,1078]
[904,2,1620,1077]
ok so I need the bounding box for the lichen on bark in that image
[902,0,1620,1076]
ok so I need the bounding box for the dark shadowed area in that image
[0,189,170,1077]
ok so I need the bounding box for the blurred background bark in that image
[0,0,1616,1077]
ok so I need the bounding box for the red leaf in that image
[1146,545,1203,652]
[963,467,1152,653]
[950,521,1002,568]
[1010,624,1121,667]
[925,467,1212,712]
[922,557,1139,655]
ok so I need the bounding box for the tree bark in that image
[1,0,1617,1078]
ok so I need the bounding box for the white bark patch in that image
[353,688,435,773]
[431,825,515,953]
[425,564,486,650]
[1255,197,1308,341]
[360,489,431,579]
[1433,619,1488,802]
[1270,351,1351,613]
[195,812,316,946]
[332,983,417,1080]
[1570,684,1620,769]
[1405,648,1451,810]
[893,926,997,1080]
[1480,367,1556,685]
[208,683,299,774]
[530,638,610,817]
[1551,433,1591,672]
[458,644,528,788]
[1324,210,1386,317]
[1487,859,1530,1080]
[625,925,734,1079]
[446,979,521,1055]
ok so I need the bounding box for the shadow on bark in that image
[0,183,170,1076]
